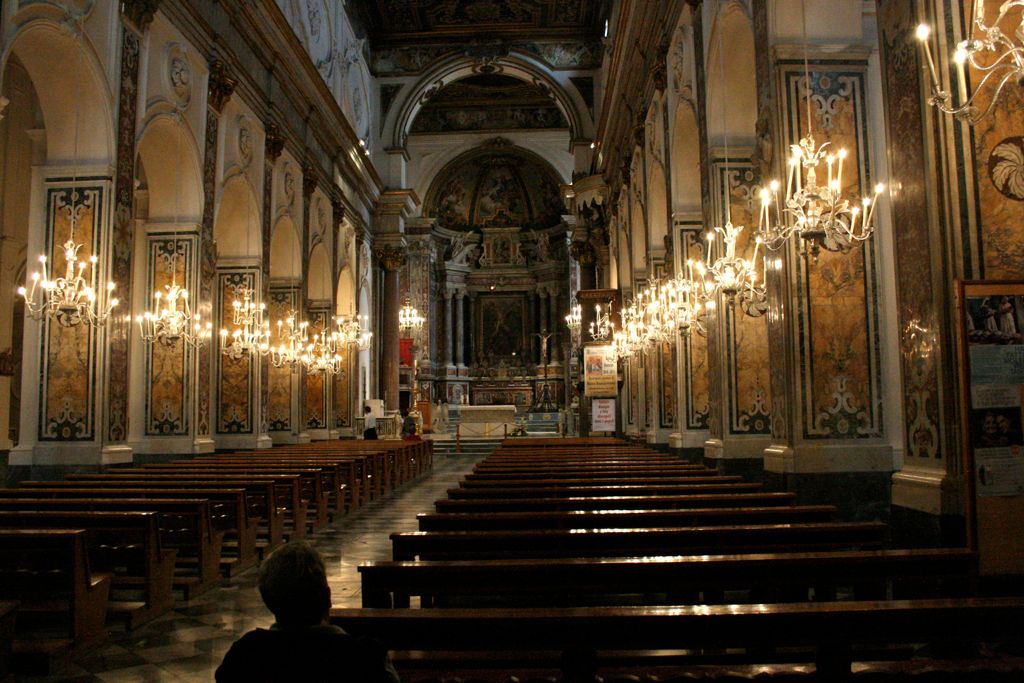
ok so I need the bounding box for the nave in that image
[11,448,476,683]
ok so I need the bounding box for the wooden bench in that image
[390,522,888,561]
[445,482,764,499]
[329,597,1024,682]
[434,491,801,513]
[463,469,721,482]
[417,504,837,531]
[0,489,226,597]
[0,530,111,668]
[458,475,745,487]
[359,548,977,608]
[0,602,15,683]
[0,511,175,629]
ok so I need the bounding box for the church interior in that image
[1,0,1023,680]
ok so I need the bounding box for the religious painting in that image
[144,235,192,436]
[476,294,526,361]
[268,288,297,432]
[781,64,882,439]
[39,183,104,441]
[216,270,256,434]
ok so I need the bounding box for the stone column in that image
[527,292,537,363]
[444,289,454,369]
[549,289,562,363]
[376,243,406,411]
[466,291,476,367]
[455,290,466,368]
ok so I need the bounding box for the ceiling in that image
[350,0,607,46]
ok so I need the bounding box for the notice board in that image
[957,281,1024,576]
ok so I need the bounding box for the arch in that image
[3,20,115,163]
[705,1,757,144]
[389,53,592,149]
[336,266,356,317]
[307,244,332,301]
[214,176,261,259]
[670,101,702,213]
[136,115,204,222]
[269,217,301,280]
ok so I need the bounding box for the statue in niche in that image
[446,233,479,266]
[529,229,552,263]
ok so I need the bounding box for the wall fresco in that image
[216,270,255,434]
[39,184,103,441]
[716,163,771,436]
[268,287,297,432]
[144,236,192,436]
[781,64,883,439]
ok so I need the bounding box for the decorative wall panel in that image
[713,162,771,436]
[268,286,298,432]
[660,341,676,429]
[304,307,329,430]
[39,183,106,441]
[679,227,710,430]
[333,351,351,428]
[779,61,883,440]
[144,234,193,436]
[216,269,256,434]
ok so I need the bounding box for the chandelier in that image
[398,298,425,333]
[19,229,120,328]
[694,222,767,317]
[301,326,343,375]
[916,3,1023,125]
[613,301,645,359]
[589,301,615,342]
[756,138,884,259]
[757,0,883,259]
[337,314,373,351]
[564,299,582,348]
[661,273,707,338]
[269,310,308,369]
[137,282,211,348]
[219,285,270,359]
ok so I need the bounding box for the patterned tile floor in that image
[22,452,481,683]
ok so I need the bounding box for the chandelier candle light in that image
[916,1,1024,125]
[269,310,308,369]
[564,298,582,349]
[220,285,270,359]
[398,298,425,333]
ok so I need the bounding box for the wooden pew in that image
[434,491,801,513]
[359,548,977,608]
[0,511,175,629]
[0,489,226,597]
[0,530,111,664]
[416,505,837,531]
[329,597,1024,682]
[390,522,889,561]
[458,475,745,487]
[463,469,721,482]
[0,602,15,683]
[444,482,764,499]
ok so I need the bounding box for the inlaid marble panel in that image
[268,287,298,432]
[679,228,710,430]
[39,183,105,441]
[216,270,256,434]
[305,307,329,430]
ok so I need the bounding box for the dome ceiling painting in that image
[425,142,565,231]
[410,74,568,133]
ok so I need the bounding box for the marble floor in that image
[22,452,481,683]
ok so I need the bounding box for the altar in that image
[454,404,517,437]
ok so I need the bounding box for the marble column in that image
[444,290,454,369]
[455,290,466,368]
[466,292,476,367]
[527,292,538,364]
[549,289,561,361]
[376,244,406,411]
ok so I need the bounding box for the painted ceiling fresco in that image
[411,75,568,133]
[425,142,565,231]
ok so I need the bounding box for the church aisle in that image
[27,451,482,683]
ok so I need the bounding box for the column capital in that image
[375,243,407,271]
[207,59,236,114]
[122,0,161,33]
[374,189,420,220]
[265,123,286,163]
[302,167,318,199]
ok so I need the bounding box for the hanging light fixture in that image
[18,85,118,327]
[916,2,1023,125]
[564,298,582,349]
[756,0,884,259]
[589,301,615,342]
[136,140,210,348]
[269,310,308,369]
[219,285,270,359]
[337,314,373,351]
[300,324,343,375]
[398,297,424,333]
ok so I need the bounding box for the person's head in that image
[364,405,371,415]
[258,542,331,628]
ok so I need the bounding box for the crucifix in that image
[532,330,556,411]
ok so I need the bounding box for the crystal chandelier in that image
[137,282,211,348]
[19,228,120,327]
[398,298,425,333]
[589,301,615,342]
[564,298,582,348]
[916,2,1024,125]
[301,326,343,375]
[613,300,645,359]
[269,310,308,369]
[337,314,373,351]
[694,222,767,317]
[661,274,707,338]
[219,285,270,359]
[757,0,884,259]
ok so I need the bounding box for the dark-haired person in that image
[363,404,378,440]
[216,542,399,682]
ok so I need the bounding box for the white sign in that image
[591,398,616,432]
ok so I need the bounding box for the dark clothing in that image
[215,623,400,683]
[400,416,416,438]
[363,427,378,440]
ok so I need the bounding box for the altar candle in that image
[837,148,847,190]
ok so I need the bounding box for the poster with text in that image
[591,398,616,432]
[584,344,617,397]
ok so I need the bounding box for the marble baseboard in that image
[763,470,892,523]
[704,456,765,483]
[890,505,967,549]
